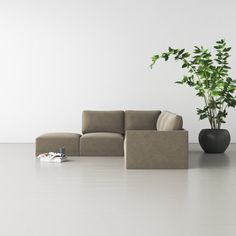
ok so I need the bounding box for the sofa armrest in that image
[125,130,188,169]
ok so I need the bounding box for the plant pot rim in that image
[200,128,229,131]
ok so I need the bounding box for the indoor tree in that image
[150,39,236,129]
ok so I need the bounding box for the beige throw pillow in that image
[156,111,183,131]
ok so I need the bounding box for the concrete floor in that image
[0,144,235,236]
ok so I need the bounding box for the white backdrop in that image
[0,0,235,142]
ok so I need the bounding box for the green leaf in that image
[199,113,208,120]
[152,55,159,61]
[150,55,160,68]
[162,53,169,61]
[224,47,231,52]
[196,91,205,97]
[178,49,185,55]
[175,81,183,84]
[182,52,190,58]
[194,46,201,53]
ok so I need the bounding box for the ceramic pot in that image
[199,129,230,153]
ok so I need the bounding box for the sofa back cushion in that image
[125,110,161,131]
[156,111,183,131]
[82,110,124,134]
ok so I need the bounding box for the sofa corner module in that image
[125,130,188,169]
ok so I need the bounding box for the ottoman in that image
[36,132,81,156]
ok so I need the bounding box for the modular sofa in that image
[36,110,188,169]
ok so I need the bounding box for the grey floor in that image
[0,144,235,236]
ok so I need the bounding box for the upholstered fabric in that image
[82,110,124,134]
[35,110,187,161]
[80,132,124,156]
[125,130,188,169]
[125,110,161,130]
[123,137,127,159]
[156,111,183,131]
[36,132,81,156]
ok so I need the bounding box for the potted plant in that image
[150,39,236,153]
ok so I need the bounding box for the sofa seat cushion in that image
[80,132,124,156]
[125,110,161,130]
[82,110,124,134]
[36,132,81,156]
[156,111,183,131]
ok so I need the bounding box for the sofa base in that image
[125,130,188,169]
[80,132,124,156]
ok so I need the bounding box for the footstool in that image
[36,132,81,156]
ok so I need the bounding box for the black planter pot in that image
[199,129,231,153]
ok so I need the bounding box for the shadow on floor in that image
[189,150,231,169]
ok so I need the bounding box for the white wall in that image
[0,0,235,142]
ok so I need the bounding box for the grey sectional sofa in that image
[36,110,188,169]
